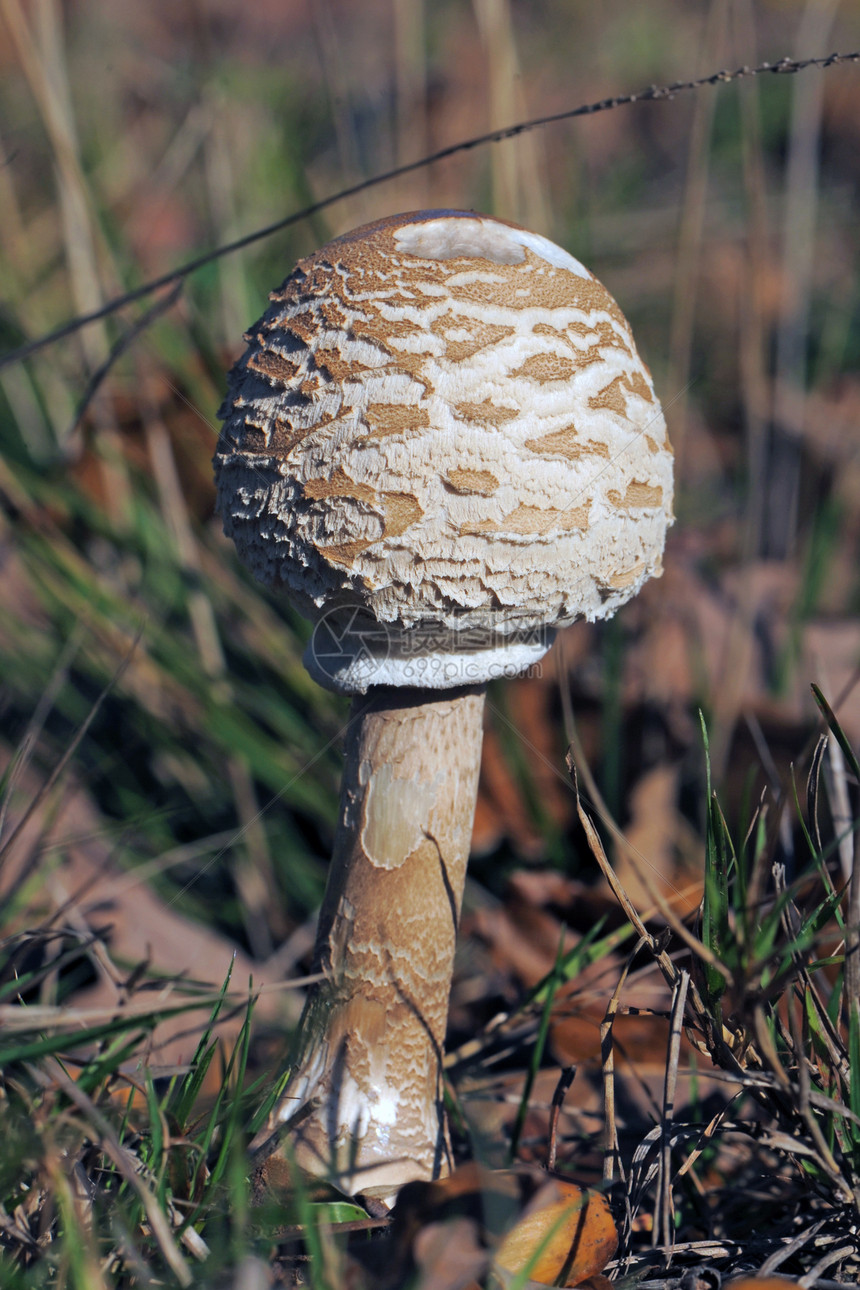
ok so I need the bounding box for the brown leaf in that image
[492,1181,617,1287]
[411,1217,489,1290]
[391,1167,618,1289]
[469,901,577,990]
[467,869,621,993]
[0,748,299,1078]
[614,763,702,916]
[391,1163,521,1249]
[473,725,543,858]
[723,1280,800,1289]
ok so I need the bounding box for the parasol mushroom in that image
[213,209,673,1201]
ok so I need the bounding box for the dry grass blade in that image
[799,1241,858,1287]
[768,0,841,560]
[601,936,646,1186]
[673,1096,743,1182]
[0,623,84,847]
[789,996,853,1202]
[665,0,730,471]
[566,750,735,1060]
[801,970,850,1088]
[807,735,830,864]
[759,1218,828,1276]
[752,1000,853,1203]
[563,733,732,988]
[655,970,690,1258]
[0,629,142,874]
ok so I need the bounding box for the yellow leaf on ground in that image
[493,1181,617,1287]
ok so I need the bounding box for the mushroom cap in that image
[215,210,673,692]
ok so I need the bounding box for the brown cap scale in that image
[214,210,673,1200]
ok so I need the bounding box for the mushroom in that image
[213,209,673,1201]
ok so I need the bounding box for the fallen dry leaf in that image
[389,1164,514,1289]
[0,747,300,1078]
[473,724,544,859]
[723,1279,799,1289]
[614,763,701,916]
[411,1216,489,1290]
[391,1166,617,1289]
[492,1180,617,1288]
[391,1163,520,1246]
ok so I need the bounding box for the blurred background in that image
[1,0,860,1087]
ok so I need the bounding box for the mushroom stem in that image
[268,685,486,1200]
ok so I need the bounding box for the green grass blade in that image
[508,930,567,1164]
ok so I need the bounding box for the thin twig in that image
[65,280,184,443]
[547,1065,576,1173]
[1,50,858,372]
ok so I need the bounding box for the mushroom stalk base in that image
[259,686,486,1201]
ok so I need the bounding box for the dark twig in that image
[1,51,857,373]
[547,1065,576,1173]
